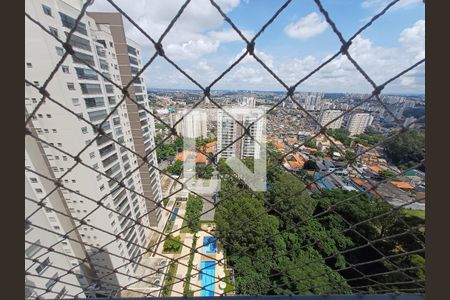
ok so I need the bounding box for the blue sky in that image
[89,0,425,93]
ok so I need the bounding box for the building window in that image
[56,47,64,56]
[33,81,40,87]
[46,114,52,118]
[72,98,80,106]
[42,5,52,16]
[32,98,37,103]
[49,26,58,38]
[44,129,49,133]
[35,188,43,194]
[89,152,95,158]
[25,240,42,258]
[52,129,57,133]
[59,12,87,36]
[67,83,75,90]
[35,257,51,274]
[66,33,92,51]
[25,222,32,233]
[26,62,32,68]
[62,66,69,74]
[56,287,67,299]
[30,178,38,183]
[45,273,59,290]
[57,143,62,147]
[81,127,88,134]
[80,83,102,95]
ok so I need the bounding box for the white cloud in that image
[216,20,425,93]
[399,20,425,59]
[362,0,422,11]
[165,38,220,60]
[88,1,424,93]
[284,12,328,40]
[208,29,254,42]
[88,0,241,59]
[228,49,274,69]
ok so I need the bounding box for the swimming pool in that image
[169,207,179,222]
[203,236,216,254]
[199,260,215,296]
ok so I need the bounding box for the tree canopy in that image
[184,194,203,233]
[215,161,425,294]
[383,130,425,169]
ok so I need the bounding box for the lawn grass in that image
[180,219,191,233]
[161,262,178,297]
[164,220,175,233]
[402,208,425,220]
[183,235,198,296]
[223,268,235,294]
[200,220,215,226]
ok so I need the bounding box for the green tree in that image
[185,194,203,233]
[312,151,325,158]
[304,139,317,148]
[196,136,216,147]
[312,190,425,291]
[196,164,214,179]
[383,130,425,168]
[156,137,184,162]
[303,160,317,170]
[216,168,352,295]
[326,128,352,146]
[163,235,183,253]
[378,169,396,180]
[166,160,183,175]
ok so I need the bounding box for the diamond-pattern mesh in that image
[25,0,425,298]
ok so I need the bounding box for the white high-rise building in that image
[240,96,256,108]
[217,107,265,159]
[26,0,162,294]
[26,135,91,299]
[175,109,208,138]
[318,109,344,129]
[347,113,372,136]
[303,93,324,111]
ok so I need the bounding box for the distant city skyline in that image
[147,87,425,98]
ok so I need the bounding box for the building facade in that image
[26,0,162,294]
[347,113,372,136]
[217,107,265,159]
[26,134,91,299]
[174,109,208,138]
[318,109,344,129]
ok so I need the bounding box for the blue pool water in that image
[199,261,215,296]
[203,236,216,253]
[169,207,179,222]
